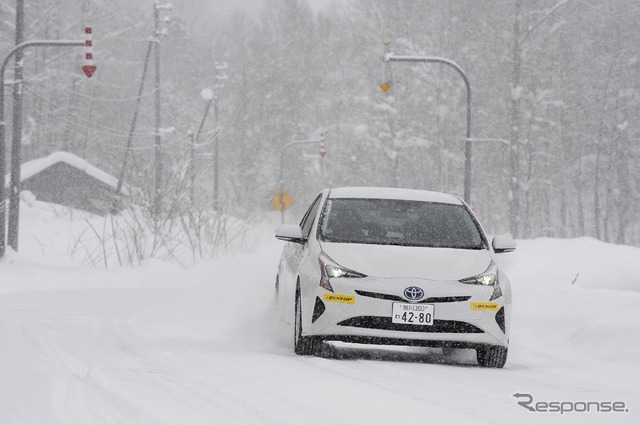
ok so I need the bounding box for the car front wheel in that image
[294,290,318,356]
[476,345,508,368]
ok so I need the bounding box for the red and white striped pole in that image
[82,26,96,78]
[319,133,327,158]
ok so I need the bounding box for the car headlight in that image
[319,252,366,292]
[459,261,503,300]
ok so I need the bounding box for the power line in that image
[23,84,188,150]
[91,136,187,151]
[23,85,157,138]
[64,86,160,103]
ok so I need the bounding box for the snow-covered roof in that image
[18,151,126,194]
[328,187,462,205]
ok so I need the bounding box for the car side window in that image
[300,195,322,239]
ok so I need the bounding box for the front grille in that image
[355,290,471,304]
[422,296,472,303]
[355,290,403,302]
[337,316,484,333]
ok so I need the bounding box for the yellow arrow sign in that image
[271,189,294,213]
[379,81,392,93]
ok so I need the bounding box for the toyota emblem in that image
[404,286,424,301]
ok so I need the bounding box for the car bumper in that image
[303,276,509,348]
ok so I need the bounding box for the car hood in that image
[320,242,491,281]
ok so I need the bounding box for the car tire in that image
[294,289,317,355]
[476,345,508,368]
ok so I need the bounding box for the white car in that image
[275,187,515,368]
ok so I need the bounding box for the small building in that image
[18,151,127,215]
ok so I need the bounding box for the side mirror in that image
[492,235,516,254]
[275,224,306,244]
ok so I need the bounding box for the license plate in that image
[392,303,434,326]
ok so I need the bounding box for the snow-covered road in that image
[1,213,639,424]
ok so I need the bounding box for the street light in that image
[195,88,214,142]
[383,52,473,205]
[0,39,85,257]
[200,88,214,101]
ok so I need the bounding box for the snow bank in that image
[498,236,640,390]
[499,237,640,292]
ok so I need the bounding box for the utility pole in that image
[509,0,522,239]
[187,127,195,203]
[153,3,162,216]
[212,90,219,209]
[152,2,171,216]
[116,40,154,196]
[212,61,227,210]
[8,0,25,251]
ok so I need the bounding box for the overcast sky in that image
[214,0,336,14]
[172,0,340,36]
[180,0,337,17]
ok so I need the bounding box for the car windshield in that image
[319,198,486,249]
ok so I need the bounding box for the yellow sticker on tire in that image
[471,302,500,311]
[323,294,355,304]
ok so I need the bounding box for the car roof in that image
[327,187,463,205]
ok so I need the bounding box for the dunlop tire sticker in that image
[323,294,355,304]
[471,302,500,311]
